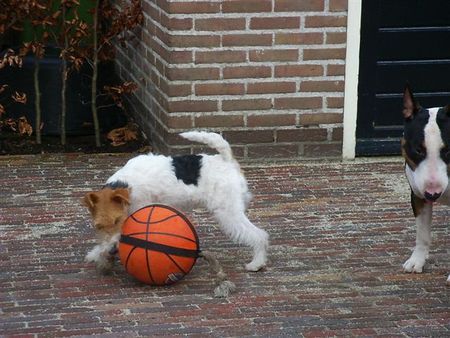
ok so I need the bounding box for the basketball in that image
[118,204,200,286]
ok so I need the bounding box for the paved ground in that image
[1,153,449,337]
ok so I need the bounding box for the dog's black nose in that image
[424,191,441,201]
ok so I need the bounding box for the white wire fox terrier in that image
[82,131,269,275]
[401,85,450,284]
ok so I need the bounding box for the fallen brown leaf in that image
[11,91,27,104]
[107,124,138,146]
[18,116,33,136]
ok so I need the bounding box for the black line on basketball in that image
[130,213,179,225]
[124,231,197,243]
[120,236,200,258]
[165,253,187,275]
[126,204,200,258]
[145,206,156,284]
[124,246,138,273]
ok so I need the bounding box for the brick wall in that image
[116,0,348,160]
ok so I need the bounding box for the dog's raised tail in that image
[180,131,233,162]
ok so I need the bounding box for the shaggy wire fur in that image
[83,131,269,296]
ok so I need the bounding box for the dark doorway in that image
[356,0,450,155]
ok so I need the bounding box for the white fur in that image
[92,131,269,272]
[404,107,450,283]
[403,203,431,273]
[85,233,120,273]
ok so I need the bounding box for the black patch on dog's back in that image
[103,180,129,190]
[172,155,202,185]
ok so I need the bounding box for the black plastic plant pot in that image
[0,46,125,136]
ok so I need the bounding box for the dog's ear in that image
[444,104,450,116]
[403,84,420,119]
[82,192,99,210]
[111,188,130,206]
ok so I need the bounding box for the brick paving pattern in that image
[1,154,449,337]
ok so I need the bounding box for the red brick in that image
[146,37,171,62]
[275,64,323,77]
[300,80,344,92]
[326,32,347,44]
[223,34,273,46]
[248,144,298,158]
[223,130,274,144]
[194,114,244,128]
[247,81,296,94]
[167,51,192,64]
[154,58,165,75]
[277,128,327,142]
[305,15,347,28]
[154,90,169,110]
[160,80,192,97]
[249,49,299,62]
[222,99,272,111]
[160,14,192,30]
[168,99,218,112]
[303,142,342,157]
[195,83,245,96]
[332,127,343,141]
[247,114,296,127]
[223,66,272,79]
[274,0,325,12]
[167,1,220,14]
[164,115,193,129]
[275,32,323,45]
[275,97,322,109]
[299,112,343,125]
[327,64,345,76]
[155,26,170,45]
[170,34,220,48]
[303,48,346,60]
[327,97,344,109]
[195,18,246,31]
[195,50,246,64]
[223,0,272,13]
[230,146,245,158]
[329,0,348,12]
[166,67,220,81]
[250,17,300,30]
[144,2,160,21]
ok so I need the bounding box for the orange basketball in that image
[118,204,200,285]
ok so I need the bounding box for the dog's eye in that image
[414,145,426,156]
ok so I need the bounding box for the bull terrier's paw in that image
[245,260,266,272]
[446,274,450,286]
[403,248,428,273]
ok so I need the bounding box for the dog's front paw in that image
[245,261,265,272]
[447,274,450,286]
[403,248,428,273]
[85,248,99,263]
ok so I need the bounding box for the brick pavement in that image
[0,153,449,337]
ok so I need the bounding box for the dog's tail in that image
[180,131,233,162]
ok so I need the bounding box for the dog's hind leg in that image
[213,209,269,272]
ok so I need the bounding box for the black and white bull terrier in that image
[401,85,450,284]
